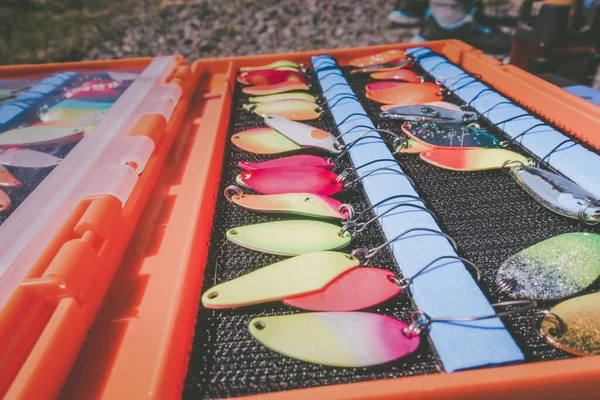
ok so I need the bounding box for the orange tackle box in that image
[0,40,599,399]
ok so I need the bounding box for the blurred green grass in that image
[0,0,122,65]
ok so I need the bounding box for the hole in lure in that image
[207,291,219,299]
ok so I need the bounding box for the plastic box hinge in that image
[20,195,122,305]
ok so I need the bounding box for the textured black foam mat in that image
[183,61,600,399]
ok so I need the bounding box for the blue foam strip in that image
[313,55,524,372]
[0,72,78,127]
[407,47,600,198]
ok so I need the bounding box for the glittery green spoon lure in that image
[535,292,600,356]
[496,232,600,300]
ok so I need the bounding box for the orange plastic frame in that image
[0,57,198,398]
[53,41,600,399]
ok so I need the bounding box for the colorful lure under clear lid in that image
[231,128,301,154]
[201,252,359,308]
[238,155,334,170]
[40,100,113,122]
[0,149,62,168]
[226,220,351,256]
[0,189,10,212]
[264,115,341,154]
[539,292,600,356]
[237,69,306,85]
[401,122,499,148]
[0,126,84,148]
[509,165,600,224]
[420,147,531,171]
[349,49,407,67]
[0,165,20,187]
[240,60,300,71]
[366,82,442,105]
[370,69,422,82]
[239,166,343,195]
[249,312,420,367]
[241,81,309,96]
[496,232,600,300]
[228,191,348,219]
[284,267,402,311]
[248,92,316,104]
[65,80,120,99]
[244,100,321,121]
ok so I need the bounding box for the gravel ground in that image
[84,0,420,60]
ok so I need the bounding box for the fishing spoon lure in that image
[225,185,352,220]
[249,300,535,367]
[243,100,321,121]
[508,163,600,225]
[366,82,442,105]
[232,116,341,155]
[226,219,352,256]
[237,69,306,85]
[495,232,600,301]
[533,292,600,356]
[240,60,300,71]
[382,105,478,123]
[349,49,407,67]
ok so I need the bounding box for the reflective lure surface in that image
[350,58,413,74]
[540,292,600,356]
[381,105,477,123]
[509,165,600,224]
[0,189,10,212]
[284,267,402,311]
[65,80,120,99]
[40,100,113,122]
[381,101,462,112]
[237,69,306,85]
[366,82,441,105]
[249,312,420,367]
[264,115,341,154]
[370,69,421,82]
[0,165,20,187]
[238,155,334,170]
[34,112,105,128]
[496,232,600,300]
[229,192,348,219]
[240,60,300,71]
[420,147,532,171]
[238,166,343,195]
[0,148,61,168]
[349,49,407,67]
[244,100,321,121]
[248,92,316,104]
[201,251,359,308]
[227,220,351,256]
[0,126,84,148]
[231,128,301,154]
[241,81,309,95]
[401,122,499,148]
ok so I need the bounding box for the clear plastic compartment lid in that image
[0,56,183,308]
